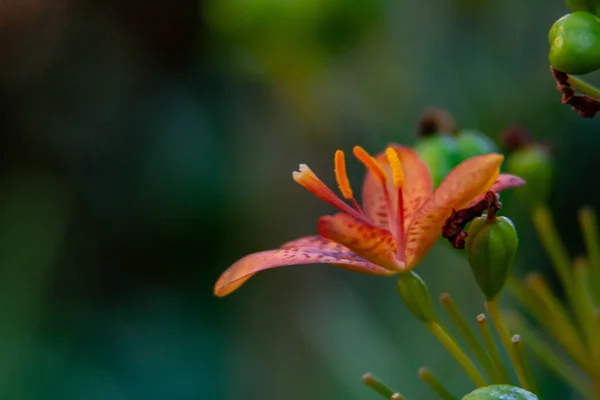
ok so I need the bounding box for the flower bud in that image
[462,385,538,400]
[415,134,461,188]
[466,216,518,300]
[505,145,552,206]
[454,129,498,160]
[397,271,436,323]
[549,11,600,75]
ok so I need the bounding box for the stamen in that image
[353,146,387,185]
[334,150,353,199]
[385,147,406,188]
[292,164,370,224]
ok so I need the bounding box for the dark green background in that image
[0,0,596,398]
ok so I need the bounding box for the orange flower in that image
[214,145,525,297]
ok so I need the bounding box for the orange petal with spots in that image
[362,145,433,230]
[404,153,504,268]
[467,174,526,207]
[318,213,403,271]
[214,246,393,297]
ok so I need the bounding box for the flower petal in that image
[467,174,526,207]
[318,213,403,271]
[214,246,393,297]
[362,145,433,230]
[404,153,504,268]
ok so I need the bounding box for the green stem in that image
[426,322,488,387]
[568,75,600,101]
[391,394,406,400]
[511,335,538,394]
[418,367,457,400]
[476,314,511,384]
[440,294,498,383]
[506,313,595,400]
[572,259,600,376]
[485,299,532,392]
[363,373,395,398]
[578,207,600,305]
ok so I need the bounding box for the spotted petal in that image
[362,145,433,231]
[404,153,504,268]
[318,213,403,271]
[214,246,393,297]
[467,174,526,207]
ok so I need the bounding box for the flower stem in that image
[418,367,457,400]
[440,293,498,383]
[568,75,600,101]
[362,373,396,398]
[391,393,406,400]
[506,312,595,400]
[578,206,600,304]
[476,314,511,384]
[573,259,600,373]
[426,322,488,387]
[511,335,538,394]
[485,298,534,393]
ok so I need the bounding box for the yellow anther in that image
[334,150,353,199]
[385,147,405,188]
[353,146,387,185]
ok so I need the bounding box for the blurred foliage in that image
[0,0,598,399]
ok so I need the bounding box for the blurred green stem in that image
[363,373,395,398]
[573,259,600,373]
[476,314,510,384]
[426,322,488,387]
[578,207,600,304]
[418,367,457,400]
[507,313,595,400]
[568,75,600,101]
[511,335,538,394]
[440,294,498,383]
[485,299,533,392]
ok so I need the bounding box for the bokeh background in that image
[1,0,599,399]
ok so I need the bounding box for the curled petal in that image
[318,213,404,271]
[404,153,504,268]
[362,145,433,230]
[282,235,354,252]
[467,174,526,207]
[214,247,393,297]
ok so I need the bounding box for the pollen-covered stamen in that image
[386,147,406,262]
[292,164,370,224]
[334,150,364,214]
[353,146,397,237]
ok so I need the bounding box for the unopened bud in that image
[466,216,519,300]
[415,134,461,188]
[455,129,498,160]
[397,271,436,323]
[505,145,552,206]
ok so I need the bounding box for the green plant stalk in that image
[426,322,489,387]
[568,75,600,101]
[507,277,542,315]
[476,314,511,384]
[440,294,499,383]
[507,312,595,400]
[391,393,406,400]
[485,299,534,392]
[573,259,600,375]
[363,373,396,398]
[578,207,600,304]
[524,273,587,368]
[418,367,457,400]
[511,335,538,394]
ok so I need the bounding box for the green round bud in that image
[466,216,518,300]
[505,145,552,206]
[397,271,436,323]
[462,385,538,400]
[549,11,600,75]
[455,129,498,160]
[566,0,600,17]
[415,134,461,188]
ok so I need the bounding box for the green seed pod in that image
[505,145,552,207]
[566,0,600,17]
[455,129,498,160]
[466,216,518,300]
[397,271,436,323]
[415,134,461,188]
[549,11,600,75]
[462,385,538,400]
